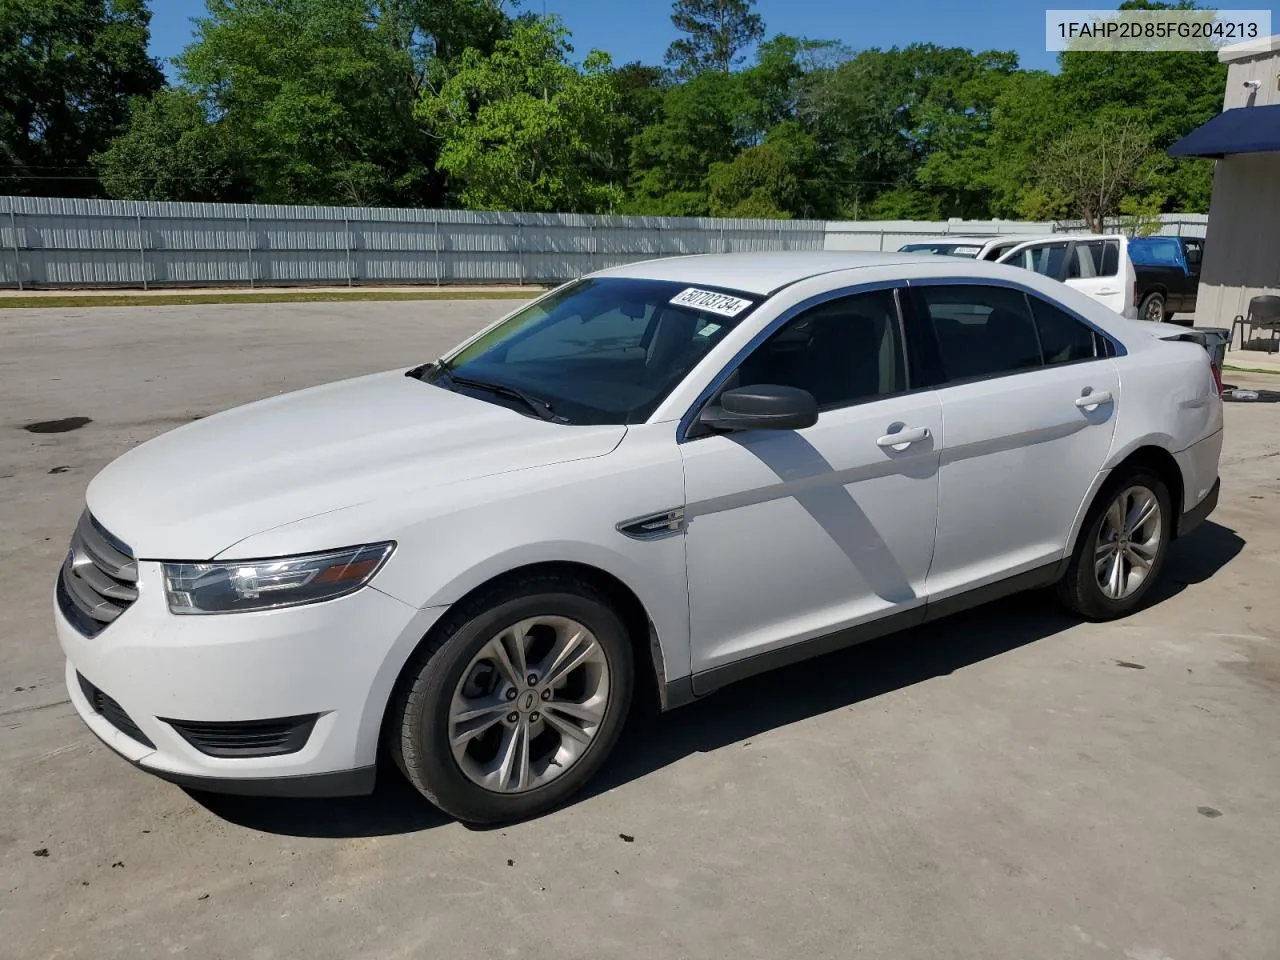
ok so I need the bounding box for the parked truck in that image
[1129,236,1204,326]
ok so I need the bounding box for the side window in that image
[1184,240,1203,267]
[1101,240,1119,276]
[915,285,1043,383]
[1068,240,1118,279]
[1012,242,1069,278]
[734,289,906,410]
[1028,295,1100,365]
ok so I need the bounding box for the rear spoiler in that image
[1149,327,1226,395]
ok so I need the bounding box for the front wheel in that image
[388,576,634,824]
[1139,292,1167,324]
[1057,469,1173,620]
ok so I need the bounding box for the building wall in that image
[1193,38,1280,333]
[1193,152,1280,330]
[1223,42,1280,108]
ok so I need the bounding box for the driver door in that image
[678,287,943,688]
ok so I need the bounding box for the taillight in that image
[1210,359,1224,397]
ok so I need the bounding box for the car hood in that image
[86,370,626,559]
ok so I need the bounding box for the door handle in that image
[1075,390,1113,409]
[876,426,930,448]
[1097,288,1118,295]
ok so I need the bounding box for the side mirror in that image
[699,384,818,432]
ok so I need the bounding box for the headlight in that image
[163,542,395,615]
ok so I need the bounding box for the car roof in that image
[592,251,920,296]
[899,236,995,245]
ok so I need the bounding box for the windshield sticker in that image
[669,287,753,318]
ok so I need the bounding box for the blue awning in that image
[1168,104,1280,158]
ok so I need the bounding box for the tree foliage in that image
[1039,116,1155,232]
[416,18,623,213]
[0,0,163,196]
[75,0,1224,220]
[665,0,765,78]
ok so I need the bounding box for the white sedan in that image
[55,252,1224,823]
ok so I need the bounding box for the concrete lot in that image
[2,300,1279,960]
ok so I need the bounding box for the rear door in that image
[1063,238,1127,316]
[902,281,1120,599]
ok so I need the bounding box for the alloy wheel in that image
[448,616,610,793]
[1094,484,1163,600]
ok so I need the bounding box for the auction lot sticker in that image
[669,288,754,318]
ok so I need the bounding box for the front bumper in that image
[56,561,444,796]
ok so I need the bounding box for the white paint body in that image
[55,252,1224,788]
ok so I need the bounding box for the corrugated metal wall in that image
[0,197,826,289]
[0,195,1208,290]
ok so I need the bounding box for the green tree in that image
[95,0,513,204]
[708,142,797,217]
[0,0,162,197]
[416,18,624,213]
[95,88,246,202]
[1038,115,1155,232]
[627,70,748,214]
[1055,0,1224,213]
[664,0,765,78]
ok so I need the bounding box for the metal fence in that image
[0,195,1209,290]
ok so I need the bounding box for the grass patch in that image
[0,289,539,309]
[1223,364,1280,376]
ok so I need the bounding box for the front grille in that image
[57,511,138,638]
[77,673,155,748]
[165,715,319,758]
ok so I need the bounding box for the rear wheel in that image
[1139,292,1166,324]
[388,576,634,824]
[1058,468,1173,620]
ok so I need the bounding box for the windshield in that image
[899,243,982,258]
[432,277,762,425]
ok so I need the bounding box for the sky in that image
[147,0,1063,77]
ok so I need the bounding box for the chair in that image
[1231,295,1280,354]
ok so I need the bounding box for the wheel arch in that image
[377,559,676,758]
[1065,440,1186,558]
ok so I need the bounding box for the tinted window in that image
[438,277,759,425]
[1101,240,1119,275]
[1067,240,1118,279]
[1029,296,1099,365]
[916,285,1042,383]
[1010,242,1069,278]
[733,289,905,409]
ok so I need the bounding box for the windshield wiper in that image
[440,370,563,422]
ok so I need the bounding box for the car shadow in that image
[189,520,1244,838]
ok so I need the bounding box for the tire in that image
[1139,292,1166,324]
[1057,468,1173,621]
[387,575,634,824]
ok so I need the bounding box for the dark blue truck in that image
[1129,236,1204,326]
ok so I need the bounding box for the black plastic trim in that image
[1177,476,1220,539]
[145,765,377,798]
[678,560,1064,702]
[77,672,155,749]
[165,714,320,758]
